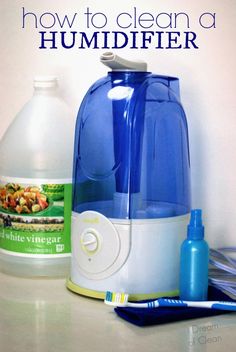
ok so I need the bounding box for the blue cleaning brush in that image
[104,291,236,311]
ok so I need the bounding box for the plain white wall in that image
[0,0,235,248]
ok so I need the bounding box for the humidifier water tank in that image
[67,52,191,300]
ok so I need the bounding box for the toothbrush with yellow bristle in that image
[104,291,236,311]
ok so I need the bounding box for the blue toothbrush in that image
[104,291,236,311]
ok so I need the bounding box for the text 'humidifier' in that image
[67,52,191,300]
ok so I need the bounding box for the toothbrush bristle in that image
[105,291,113,302]
[105,291,129,304]
[115,292,129,304]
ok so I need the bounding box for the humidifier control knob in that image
[72,211,126,278]
[81,229,100,254]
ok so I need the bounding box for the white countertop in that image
[1,272,236,352]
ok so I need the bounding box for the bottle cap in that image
[34,76,58,88]
[187,209,204,240]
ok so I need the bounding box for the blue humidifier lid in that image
[72,52,191,220]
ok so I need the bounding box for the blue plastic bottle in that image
[179,209,209,301]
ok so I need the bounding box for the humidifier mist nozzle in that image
[100,52,147,72]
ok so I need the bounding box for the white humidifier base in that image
[67,211,190,300]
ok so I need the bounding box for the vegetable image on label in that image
[0,183,50,215]
[0,179,72,257]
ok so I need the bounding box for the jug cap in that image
[33,76,58,88]
[100,52,147,72]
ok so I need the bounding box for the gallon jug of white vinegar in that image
[0,76,74,277]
